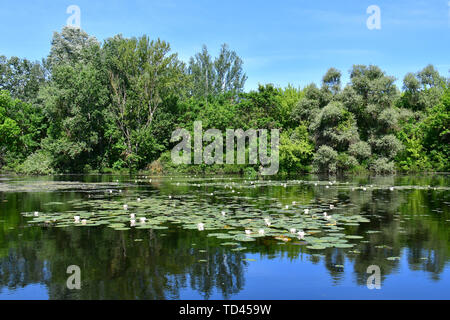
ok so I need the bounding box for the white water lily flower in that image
[74,216,80,223]
[221,211,226,216]
[34,211,39,217]
[362,187,367,191]
[264,218,271,226]
[297,231,305,239]
[290,228,296,234]
[258,229,265,235]
[130,213,135,219]
[326,186,329,189]
[137,198,141,202]
[292,201,296,205]
[389,187,394,191]
[123,204,128,210]
[130,219,136,227]
[81,219,87,225]
[285,205,289,209]
[197,223,204,231]
[304,209,309,214]
[245,229,252,235]
[139,217,146,223]
[330,204,334,209]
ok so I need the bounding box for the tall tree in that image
[0,56,46,103]
[105,35,187,168]
[47,26,99,69]
[188,44,247,98]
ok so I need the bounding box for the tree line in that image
[0,27,448,175]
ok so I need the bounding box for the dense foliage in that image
[0,27,448,175]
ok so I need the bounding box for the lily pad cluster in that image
[20,178,376,251]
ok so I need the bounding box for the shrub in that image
[337,153,359,171]
[369,157,396,174]
[16,150,55,175]
[370,134,404,159]
[313,145,338,173]
[348,141,372,162]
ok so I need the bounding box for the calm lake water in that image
[0,174,449,300]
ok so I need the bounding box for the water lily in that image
[258,229,265,235]
[297,231,305,239]
[81,219,87,225]
[139,217,146,223]
[137,198,141,202]
[197,223,204,231]
[130,213,135,219]
[330,204,334,209]
[74,216,80,223]
[304,209,309,214]
[290,228,296,234]
[34,211,39,217]
[326,186,330,189]
[130,219,136,227]
[264,218,271,226]
[245,229,252,235]
[389,187,394,191]
[123,204,128,210]
[221,211,226,216]
[292,201,296,205]
[285,205,289,209]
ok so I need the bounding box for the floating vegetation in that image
[16,178,385,251]
[387,257,401,261]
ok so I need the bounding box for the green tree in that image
[188,44,247,98]
[105,35,187,169]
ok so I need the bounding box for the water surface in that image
[0,174,448,299]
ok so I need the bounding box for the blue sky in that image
[0,0,449,91]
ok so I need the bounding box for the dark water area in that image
[0,174,449,300]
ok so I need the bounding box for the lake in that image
[0,174,449,300]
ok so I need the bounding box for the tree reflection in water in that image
[0,174,448,299]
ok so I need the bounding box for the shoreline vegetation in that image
[0,27,449,176]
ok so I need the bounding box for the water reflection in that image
[0,174,448,299]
